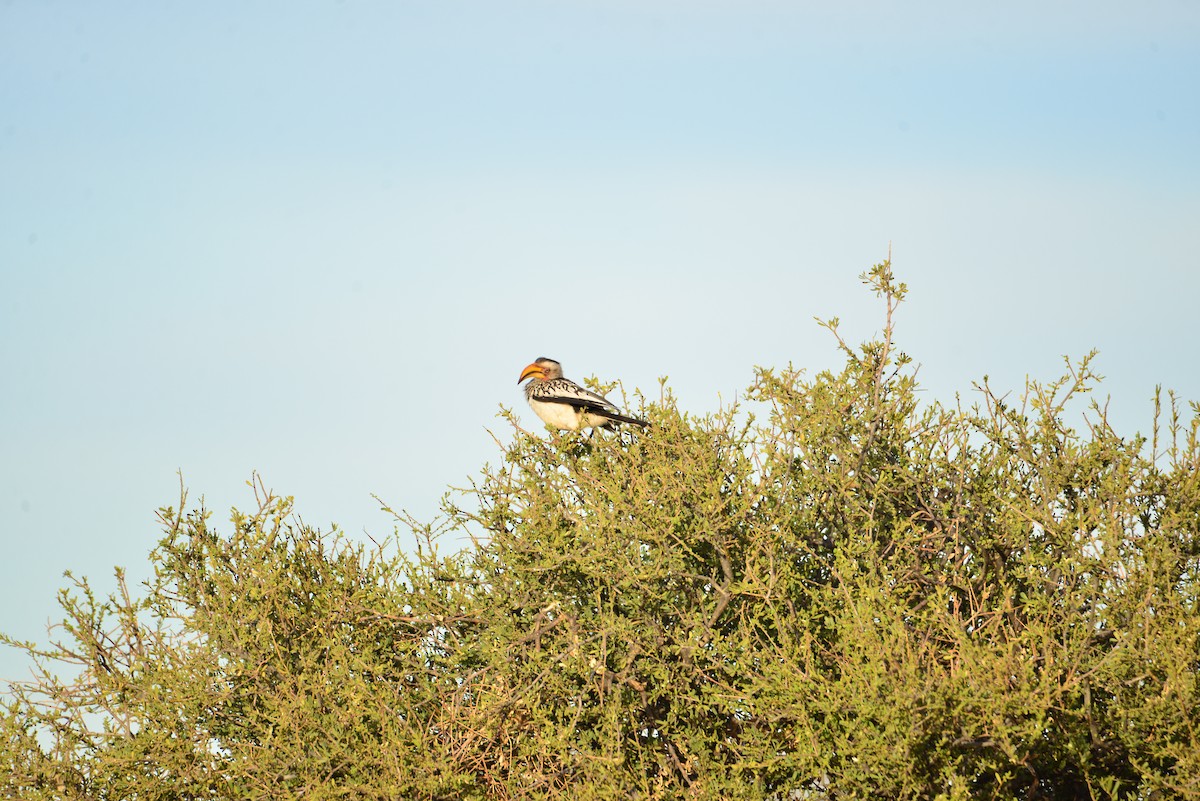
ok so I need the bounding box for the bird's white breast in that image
[528,397,584,430]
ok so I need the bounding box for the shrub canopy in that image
[4,264,1199,800]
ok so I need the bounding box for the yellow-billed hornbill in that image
[517,357,648,431]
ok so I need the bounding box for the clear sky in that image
[2,2,1197,681]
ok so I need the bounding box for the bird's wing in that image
[536,378,620,413]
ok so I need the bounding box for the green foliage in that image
[4,262,1199,799]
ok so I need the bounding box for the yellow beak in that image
[518,363,544,383]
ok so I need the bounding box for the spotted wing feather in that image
[529,378,620,414]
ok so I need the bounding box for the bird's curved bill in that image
[518,363,543,383]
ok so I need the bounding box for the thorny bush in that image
[4,263,1199,800]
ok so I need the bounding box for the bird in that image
[517,357,648,431]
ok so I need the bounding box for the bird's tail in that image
[605,411,649,428]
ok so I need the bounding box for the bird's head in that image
[518,357,563,384]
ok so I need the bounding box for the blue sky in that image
[2,1,1198,680]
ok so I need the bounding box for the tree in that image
[4,262,1199,799]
